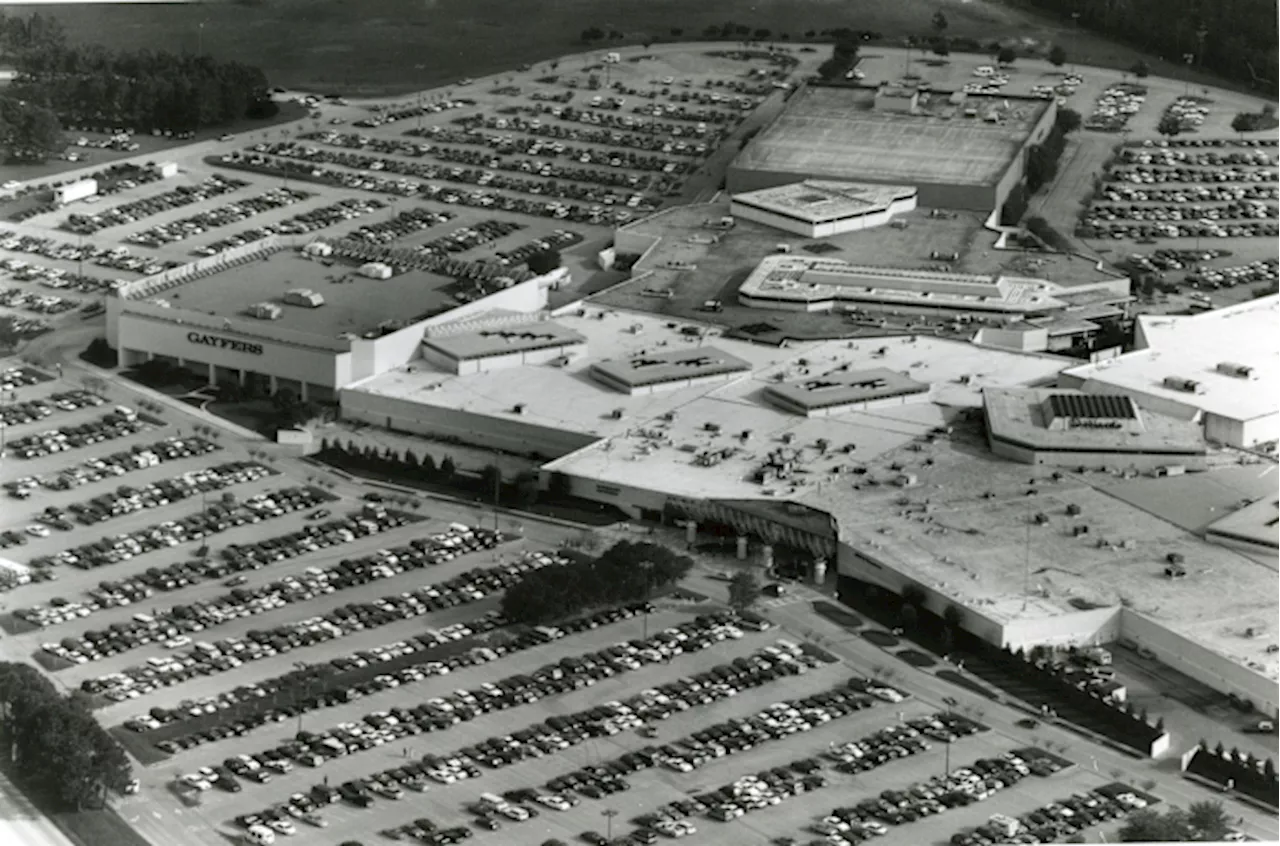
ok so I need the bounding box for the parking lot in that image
[0,47,811,330]
[0,358,1270,846]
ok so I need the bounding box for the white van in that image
[244,825,276,845]
[115,405,138,421]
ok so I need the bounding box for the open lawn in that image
[1,0,1255,98]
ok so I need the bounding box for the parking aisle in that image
[758,597,1280,842]
[18,521,525,685]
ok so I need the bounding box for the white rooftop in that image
[731,180,916,223]
[350,308,1070,500]
[739,254,1068,313]
[1062,295,1280,424]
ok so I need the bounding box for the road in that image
[0,767,76,846]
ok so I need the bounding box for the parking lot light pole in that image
[602,808,618,841]
[293,661,309,735]
[640,561,654,641]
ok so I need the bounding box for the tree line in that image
[9,46,275,136]
[0,662,134,811]
[317,438,542,509]
[500,540,692,625]
[1013,0,1277,93]
[0,10,275,162]
[1118,800,1235,842]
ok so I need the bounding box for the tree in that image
[728,570,761,611]
[1048,44,1068,67]
[1130,60,1150,79]
[501,541,692,624]
[0,96,65,163]
[581,27,604,42]
[817,58,846,81]
[439,455,456,482]
[1231,112,1254,136]
[480,464,502,497]
[1156,113,1184,139]
[403,449,419,469]
[943,605,964,632]
[0,661,132,810]
[932,41,950,58]
[419,452,437,478]
[931,10,948,35]
[1265,757,1277,780]
[1186,800,1231,841]
[513,471,540,508]
[997,46,1017,66]
[527,249,562,275]
[753,29,771,39]
[1056,107,1082,133]
[1118,807,1193,842]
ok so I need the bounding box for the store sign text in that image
[1068,418,1122,430]
[187,332,264,356]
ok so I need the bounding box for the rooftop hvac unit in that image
[359,262,393,280]
[284,288,325,308]
[1162,376,1200,393]
[1215,362,1254,379]
[248,302,282,320]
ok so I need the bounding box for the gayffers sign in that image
[187,331,264,356]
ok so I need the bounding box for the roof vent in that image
[1215,362,1254,379]
[1162,376,1201,393]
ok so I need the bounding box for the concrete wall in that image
[726,165,995,212]
[988,437,1207,471]
[1208,411,1279,449]
[975,327,1050,353]
[1002,607,1123,650]
[727,196,916,239]
[541,465,670,520]
[1119,609,1278,718]
[423,276,548,328]
[350,321,426,382]
[339,389,597,459]
[835,543,1008,645]
[111,305,352,389]
[838,535,1276,717]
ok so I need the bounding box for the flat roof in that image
[766,367,929,412]
[1205,495,1280,551]
[807,443,1279,679]
[589,346,751,390]
[349,309,1072,500]
[130,250,463,339]
[1100,464,1280,537]
[733,84,1049,188]
[423,322,586,361]
[731,180,916,224]
[1062,296,1280,424]
[739,254,1067,313]
[984,388,1205,454]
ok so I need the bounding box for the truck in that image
[54,179,98,206]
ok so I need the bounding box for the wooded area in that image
[1013,0,1276,92]
[0,11,274,162]
[0,662,134,811]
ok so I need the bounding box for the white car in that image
[267,819,297,835]
[25,524,51,538]
[164,636,192,649]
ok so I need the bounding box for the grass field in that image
[0,0,1242,97]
